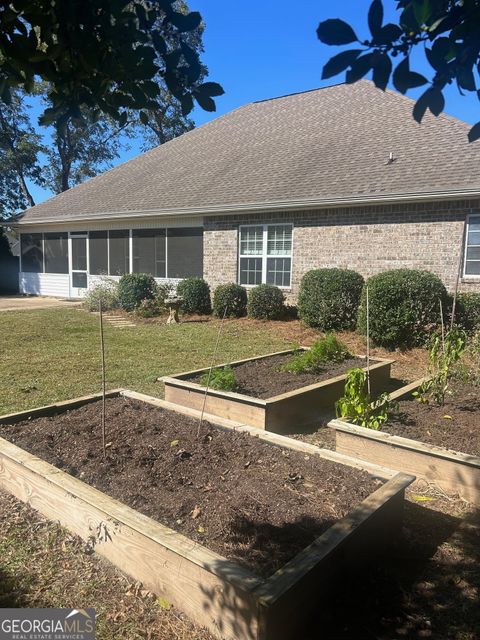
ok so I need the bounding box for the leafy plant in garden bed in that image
[336,368,397,430]
[414,329,467,406]
[200,365,237,392]
[281,335,351,374]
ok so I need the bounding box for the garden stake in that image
[366,285,371,396]
[197,305,229,437]
[450,223,467,330]
[99,299,106,459]
[439,299,445,354]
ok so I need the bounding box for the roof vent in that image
[386,152,396,165]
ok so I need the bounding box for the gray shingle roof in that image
[19,80,480,224]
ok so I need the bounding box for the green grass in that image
[0,309,288,414]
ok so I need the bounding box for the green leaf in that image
[156,597,171,611]
[169,11,202,33]
[393,57,428,94]
[139,110,149,125]
[368,0,384,37]
[375,23,402,45]
[372,52,392,91]
[199,82,225,97]
[346,53,375,83]
[322,49,363,80]
[180,93,194,116]
[468,121,480,143]
[413,0,433,26]
[317,19,358,46]
[413,87,444,123]
[194,91,216,112]
[457,66,476,93]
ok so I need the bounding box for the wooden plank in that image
[0,438,262,640]
[254,473,413,640]
[0,389,124,424]
[333,428,480,506]
[388,377,428,401]
[163,355,393,433]
[164,384,267,429]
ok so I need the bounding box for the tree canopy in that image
[317,0,480,141]
[0,0,223,127]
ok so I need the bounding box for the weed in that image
[281,334,350,374]
[200,365,237,392]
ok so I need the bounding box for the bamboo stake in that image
[439,298,445,353]
[99,299,106,459]
[450,223,467,331]
[366,285,371,397]
[197,305,228,437]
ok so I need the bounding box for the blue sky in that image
[29,0,479,205]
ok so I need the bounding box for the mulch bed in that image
[383,382,480,457]
[188,353,367,399]
[0,397,380,577]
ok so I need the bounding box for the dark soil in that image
[384,382,480,457]
[188,352,367,399]
[0,397,379,577]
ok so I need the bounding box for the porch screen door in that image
[70,233,88,297]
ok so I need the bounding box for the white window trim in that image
[463,214,480,279]
[238,223,293,289]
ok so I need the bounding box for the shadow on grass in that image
[0,568,29,608]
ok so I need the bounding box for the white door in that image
[70,233,88,298]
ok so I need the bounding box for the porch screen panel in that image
[21,233,43,273]
[89,231,108,275]
[167,228,203,278]
[132,229,166,277]
[109,230,130,275]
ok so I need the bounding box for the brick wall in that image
[203,200,480,300]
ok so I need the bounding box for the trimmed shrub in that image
[177,277,211,315]
[247,284,285,320]
[117,273,158,311]
[357,269,449,350]
[298,268,364,330]
[213,283,248,318]
[83,278,119,312]
[455,293,480,333]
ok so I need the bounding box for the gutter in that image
[7,188,480,227]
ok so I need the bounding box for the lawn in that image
[0,308,289,415]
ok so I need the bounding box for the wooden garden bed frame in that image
[161,348,394,433]
[0,389,413,640]
[329,378,480,506]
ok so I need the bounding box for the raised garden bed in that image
[0,390,413,640]
[161,348,393,433]
[330,378,480,506]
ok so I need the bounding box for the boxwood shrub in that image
[177,277,211,315]
[117,273,158,311]
[455,293,480,333]
[298,268,364,330]
[357,269,449,349]
[213,283,247,318]
[247,284,285,320]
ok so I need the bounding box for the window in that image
[239,224,292,287]
[21,234,43,273]
[89,232,108,275]
[44,232,68,274]
[465,215,480,276]
[109,230,130,275]
[168,228,203,278]
[132,229,166,277]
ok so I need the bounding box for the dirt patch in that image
[188,352,368,399]
[0,397,379,577]
[383,382,480,456]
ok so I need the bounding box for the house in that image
[13,80,480,300]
